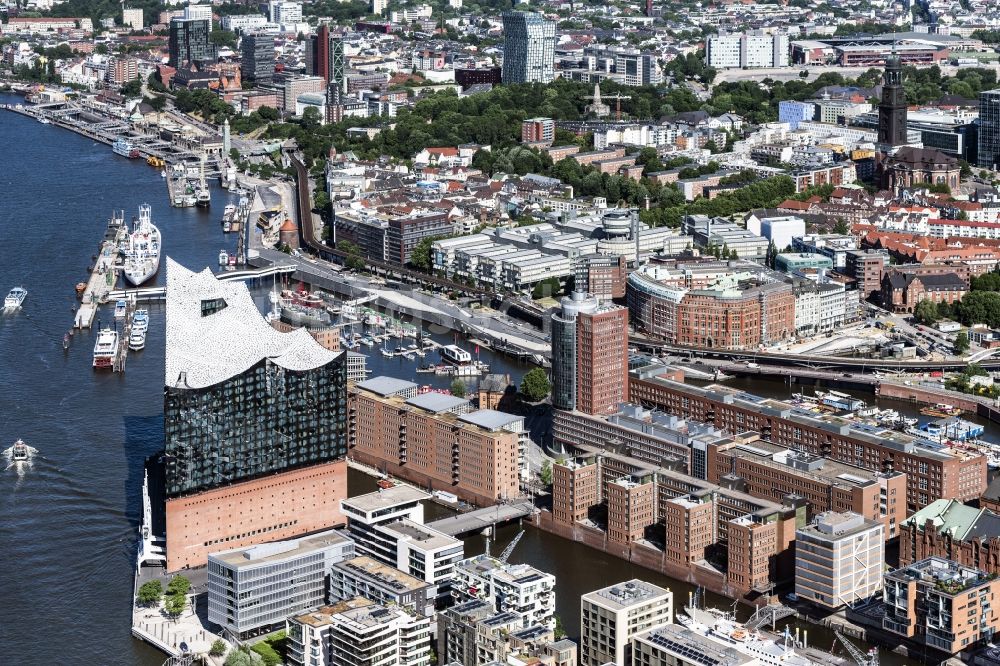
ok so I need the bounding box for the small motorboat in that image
[113,299,127,319]
[75,282,87,296]
[63,333,71,350]
[4,287,27,310]
[218,249,229,266]
[11,439,29,462]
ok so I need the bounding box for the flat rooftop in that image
[458,409,522,431]
[406,392,469,413]
[355,376,418,397]
[583,579,671,610]
[636,623,752,665]
[342,485,430,513]
[380,518,461,551]
[333,555,429,593]
[209,528,352,568]
[291,598,375,628]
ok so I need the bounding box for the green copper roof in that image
[901,499,983,541]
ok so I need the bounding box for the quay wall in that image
[527,510,756,607]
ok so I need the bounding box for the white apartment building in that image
[707,33,789,69]
[796,511,885,609]
[122,7,143,30]
[580,580,674,666]
[183,2,212,21]
[286,599,432,666]
[268,0,302,25]
[453,555,557,629]
[221,14,268,32]
[746,215,806,250]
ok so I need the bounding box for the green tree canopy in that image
[136,580,162,607]
[954,330,970,355]
[520,368,551,402]
[450,379,467,398]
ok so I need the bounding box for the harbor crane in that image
[835,631,879,666]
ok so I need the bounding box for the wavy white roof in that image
[165,258,340,389]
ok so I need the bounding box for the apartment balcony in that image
[883,617,911,635]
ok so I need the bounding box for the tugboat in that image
[11,439,29,462]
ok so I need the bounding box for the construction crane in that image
[835,631,879,666]
[499,530,525,563]
[605,92,632,121]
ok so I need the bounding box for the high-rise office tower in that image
[878,51,908,148]
[162,259,349,571]
[550,292,599,411]
[501,11,555,84]
[306,25,346,92]
[575,305,629,416]
[241,33,275,85]
[979,89,1000,169]
[168,17,214,67]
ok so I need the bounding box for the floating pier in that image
[75,216,127,329]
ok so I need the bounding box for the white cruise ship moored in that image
[122,204,161,286]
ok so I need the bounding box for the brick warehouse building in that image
[348,377,521,505]
[898,499,1000,575]
[627,373,986,513]
[162,260,349,571]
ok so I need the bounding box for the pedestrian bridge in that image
[426,501,535,537]
[106,263,297,301]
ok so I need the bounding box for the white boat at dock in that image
[4,286,27,310]
[218,249,229,266]
[93,327,119,369]
[122,204,161,286]
[113,299,128,319]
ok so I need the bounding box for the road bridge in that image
[426,501,535,537]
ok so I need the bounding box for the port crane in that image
[835,631,879,666]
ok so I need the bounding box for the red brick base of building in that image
[529,511,773,606]
[165,460,348,572]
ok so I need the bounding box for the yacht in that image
[129,328,146,351]
[4,287,27,310]
[93,328,119,369]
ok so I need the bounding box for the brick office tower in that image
[162,259,349,571]
[575,305,629,416]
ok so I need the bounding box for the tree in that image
[164,592,186,620]
[450,379,467,398]
[912,299,939,326]
[833,219,849,234]
[409,235,446,272]
[121,78,142,97]
[136,580,162,607]
[554,614,567,639]
[955,330,970,355]
[539,460,553,486]
[313,190,330,214]
[532,277,562,300]
[251,641,282,666]
[520,368,551,402]
[210,640,228,657]
[301,106,322,131]
[144,95,166,112]
[225,648,265,666]
[166,575,191,597]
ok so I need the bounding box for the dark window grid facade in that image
[164,356,347,497]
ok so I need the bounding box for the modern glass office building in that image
[241,34,276,84]
[501,11,556,84]
[168,18,214,67]
[550,292,600,411]
[979,89,1000,169]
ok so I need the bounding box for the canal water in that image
[0,93,918,664]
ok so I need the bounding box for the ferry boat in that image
[122,204,161,286]
[441,344,473,365]
[93,328,119,369]
[11,439,29,462]
[4,287,27,310]
[132,309,149,330]
[114,299,128,318]
[677,604,818,666]
[112,138,140,159]
[921,403,963,417]
[195,187,211,208]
